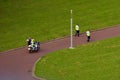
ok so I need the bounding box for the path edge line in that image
[32,57,46,80]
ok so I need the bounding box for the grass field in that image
[0,0,120,51]
[35,36,120,80]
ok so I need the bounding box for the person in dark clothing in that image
[26,37,31,45]
[75,24,80,37]
[86,30,91,42]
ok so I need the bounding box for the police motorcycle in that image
[28,42,40,53]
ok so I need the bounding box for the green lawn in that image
[1,0,120,51]
[35,36,120,80]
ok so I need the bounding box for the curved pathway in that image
[0,25,120,80]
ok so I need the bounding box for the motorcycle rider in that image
[26,37,31,45]
[31,39,35,50]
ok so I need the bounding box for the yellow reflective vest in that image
[75,25,79,30]
[86,31,90,36]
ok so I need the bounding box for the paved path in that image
[0,25,120,80]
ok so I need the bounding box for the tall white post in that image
[69,9,74,49]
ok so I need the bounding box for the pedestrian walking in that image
[86,30,91,42]
[75,24,80,37]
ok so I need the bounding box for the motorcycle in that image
[28,42,40,53]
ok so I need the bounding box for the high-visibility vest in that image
[86,31,90,36]
[75,25,79,30]
[31,39,35,42]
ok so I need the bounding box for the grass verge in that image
[35,36,120,80]
[1,0,120,51]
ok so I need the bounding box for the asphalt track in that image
[0,25,120,80]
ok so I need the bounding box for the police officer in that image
[31,39,35,44]
[26,37,31,45]
[86,30,91,42]
[31,39,35,50]
[75,24,80,37]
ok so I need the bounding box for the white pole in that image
[69,9,74,49]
